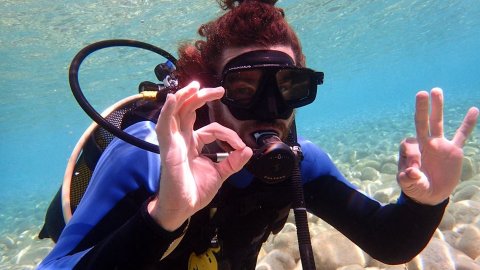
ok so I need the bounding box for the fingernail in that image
[410,162,420,168]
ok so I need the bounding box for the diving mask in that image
[220,50,324,120]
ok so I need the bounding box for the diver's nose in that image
[253,94,279,120]
[253,87,291,120]
[266,95,280,116]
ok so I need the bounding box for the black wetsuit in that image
[38,121,447,269]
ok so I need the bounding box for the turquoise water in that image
[1,0,479,268]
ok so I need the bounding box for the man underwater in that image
[39,0,479,269]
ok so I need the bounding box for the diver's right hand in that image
[148,81,252,231]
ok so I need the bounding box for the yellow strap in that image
[188,247,221,270]
[160,218,190,260]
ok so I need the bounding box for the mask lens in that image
[223,69,262,107]
[276,69,311,104]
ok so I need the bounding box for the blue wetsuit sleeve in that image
[38,122,180,269]
[73,201,188,269]
[299,138,447,264]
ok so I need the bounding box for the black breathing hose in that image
[291,149,317,269]
[69,39,177,154]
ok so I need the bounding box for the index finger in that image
[452,107,479,147]
[176,86,225,134]
[195,122,246,150]
[178,86,225,117]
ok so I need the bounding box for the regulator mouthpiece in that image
[246,131,295,184]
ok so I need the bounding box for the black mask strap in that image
[222,50,295,71]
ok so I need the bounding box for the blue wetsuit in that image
[38,121,447,269]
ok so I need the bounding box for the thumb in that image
[398,164,423,186]
[398,137,421,171]
[216,147,253,180]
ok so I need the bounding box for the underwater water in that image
[0,0,479,269]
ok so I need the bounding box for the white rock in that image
[311,231,367,269]
[472,191,480,203]
[452,200,480,224]
[407,238,480,270]
[454,252,480,270]
[442,230,461,248]
[360,167,380,181]
[372,190,390,204]
[463,146,479,156]
[455,224,480,259]
[439,211,456,231]
[367,257,406,269]
[433,228,445,240]
[383,266,408,270]
[453,185,480,202]
[256,250,295,270]
[307,212,320,224]
[255,263,271,270]
[361,160,382,171]
[379,173,396,184]
[257,247,268,263]
[461,157,475,181]
[337,264,365,270]
[280,222,297,233]
[474,215,480,227]
[380,163,397,175]
[373,187,396,204]
[455,180,480,193]
[293,260,303,270]
[264,231,299,261]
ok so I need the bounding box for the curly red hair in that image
[174,0,305,88]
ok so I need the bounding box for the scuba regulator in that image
[247,131,296,184]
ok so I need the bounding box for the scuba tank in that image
[39,39,317,269]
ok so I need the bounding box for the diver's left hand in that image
[149,81,252,232]
[397,88,479,205]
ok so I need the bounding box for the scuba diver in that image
[38,0,479,269]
